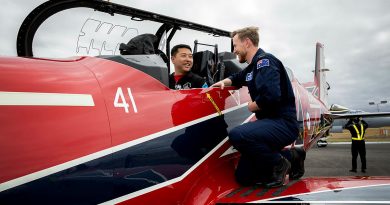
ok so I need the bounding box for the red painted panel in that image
[0,56,111,183]
[84,57,250,147]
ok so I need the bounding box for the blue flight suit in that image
[228,48,299,185]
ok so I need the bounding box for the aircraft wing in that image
[327,111,390,119]
[216,176,390,203]
[328,103,390,119]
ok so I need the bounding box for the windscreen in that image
[33,7,161,58]
[30,3,232,62]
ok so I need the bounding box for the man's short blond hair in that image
[231,26,259,47]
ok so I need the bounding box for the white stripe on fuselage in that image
[0,91,94,106]
[0,102,249,193]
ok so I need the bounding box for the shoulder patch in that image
[257,59,270,69]
[246,71,253,81]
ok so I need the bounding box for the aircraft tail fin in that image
[314,42,330,108]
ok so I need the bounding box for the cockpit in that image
[17,0,246,88]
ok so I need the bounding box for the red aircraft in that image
[1,1,390,204]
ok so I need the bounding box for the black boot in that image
[265,157,291,188]
[289,147,306,180]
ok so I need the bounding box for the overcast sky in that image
[1,0,390,112]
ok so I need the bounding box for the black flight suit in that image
[345,119,368,172]
[169,72,207,90]
[228,48,299,186]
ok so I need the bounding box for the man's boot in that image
[265,157,291,188]
[289,147,306,180]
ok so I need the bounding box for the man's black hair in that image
[171,44,192,56]
[354,117,360,123]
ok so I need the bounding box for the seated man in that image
[169,44,208,89]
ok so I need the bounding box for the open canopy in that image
[17,0,232,60]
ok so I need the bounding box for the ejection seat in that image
[217,52,246,77]
[191,50,246,86]
[119,33,169,63]
[191,50,216,86]
[101,33,169,87]
[191,39,246,86]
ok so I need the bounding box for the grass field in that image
[329,126,390,142]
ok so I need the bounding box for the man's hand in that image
[211,81,226,90]
[211,78,232,90]
[248,101,260,112]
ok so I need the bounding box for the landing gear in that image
[317,137,328,147]
[317,128,330,148]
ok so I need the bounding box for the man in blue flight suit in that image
[212,27,299,187]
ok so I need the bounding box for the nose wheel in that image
[317,139,328,147]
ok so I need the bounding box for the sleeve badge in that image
[257,59,269,69]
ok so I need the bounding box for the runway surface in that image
[304,142,390,177]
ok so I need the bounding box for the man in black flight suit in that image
[345,117,368,173]
[169,44,208,89]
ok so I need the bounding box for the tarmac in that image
[304,142,390,177]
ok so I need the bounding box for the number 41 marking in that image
[114,87,138,113]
